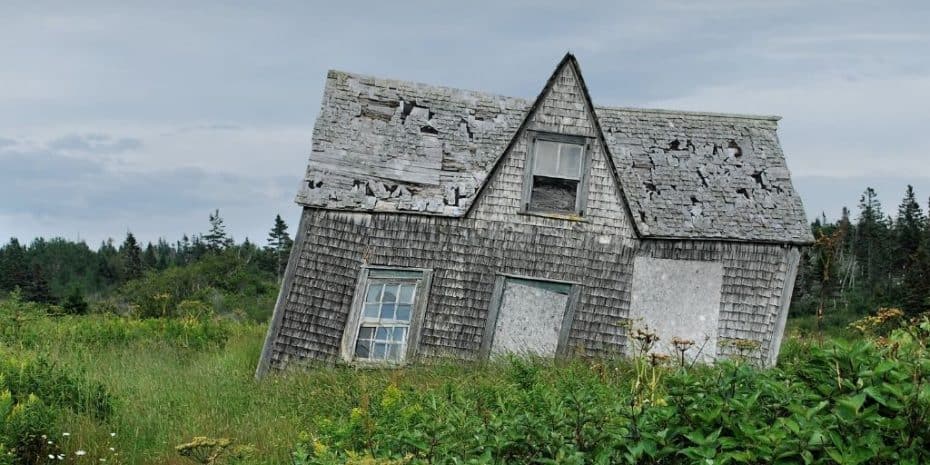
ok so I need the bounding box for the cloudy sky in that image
[2,0,928,246]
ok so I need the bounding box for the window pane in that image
[358,326,374,340]
[363,303,380,318]
[559,144,582,178]
[534,140,558,176]
[365,284,383,303]
[374,343,387,359]
[387,343,403,360]
[382,285,399,303]
[393,327,407,342]
[399,284,416,304]
[395,304,411,322]
[375,326,390,341]
[355,340,370,358]
[380,303,396,319]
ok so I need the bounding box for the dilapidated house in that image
[255,54,812,377]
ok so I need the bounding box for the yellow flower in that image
[381,384,402,409]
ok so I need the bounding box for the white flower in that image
[57,454,65,460]
[48,455,55,459]
[62,432,71,437]
[48,441,54,445]
[76,450,87,456]
[110,432,116,437]
[108,447,115,451]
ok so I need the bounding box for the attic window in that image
[523,133,590,216]
[341,267,432,365]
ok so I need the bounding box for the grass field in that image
[2,298,929,465]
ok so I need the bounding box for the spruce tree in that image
[894,186,928,314]
[143,243,157,270]
[265,214,294,279]
[120,232,143,282]
[204,209,232,251]
[854,187,889,296]
[0,238,28,292]
[23,263,55,304]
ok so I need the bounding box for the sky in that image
[2,0,929,246]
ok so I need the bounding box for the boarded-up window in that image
[525,135,587,214]
[629,257,723,363]
[483,277,575,357]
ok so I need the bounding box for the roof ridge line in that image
[594,105,781,122]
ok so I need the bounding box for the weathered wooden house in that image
[255,54,812,377]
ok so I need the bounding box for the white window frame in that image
[522,131,593,217]
[340,266,433,365]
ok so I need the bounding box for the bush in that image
[117,251,276,320]
[0,389,54,465]
[294,319,930,465]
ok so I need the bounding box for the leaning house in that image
[255,54,812,377]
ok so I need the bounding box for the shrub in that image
[293,322,930,465]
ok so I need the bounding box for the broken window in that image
[343,268,432,364]
[524,134,589,215]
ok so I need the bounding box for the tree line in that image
[793,185,930,319]
[0,210,294,305]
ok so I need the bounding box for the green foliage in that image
[0,390,54,465]
[292,323,930,465]
[61,286,89,315]
[118,249,276,320]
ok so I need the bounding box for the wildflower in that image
[48,455,55,460]
[381,384,402,409]
[76,450,86,456]
[109,447,115,452]
[62,432,71,437]
[110,432,116,437]
[312,439,328,457]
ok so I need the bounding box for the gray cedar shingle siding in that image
[259,54,809,374]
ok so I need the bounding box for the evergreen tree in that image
[854,188,889,296]
[62,285,90,315]
[143,242,157,270]
[265,214,294,279]
[204,209,232,251]
[0,238,28,292]
[23,263,55,304]
[894,186,928,314]
[120,232,144,282]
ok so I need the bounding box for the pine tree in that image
[143,243,157,270]
[854,187,889,296]
[23,263,55,304]
[120,232,143,282]
[204,209,232,251]
[265,214,294,279]
[62,285,90,315]
[894,186,928,314]
[0,238,29,292]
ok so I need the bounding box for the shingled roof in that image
[296,56,813,245]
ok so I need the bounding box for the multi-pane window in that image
[526,136,587,214]
[352,274,422,362]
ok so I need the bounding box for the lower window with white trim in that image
[343,268,431,364]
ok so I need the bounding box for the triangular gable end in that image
[465,53,642,237]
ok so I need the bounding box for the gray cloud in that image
[47,133,143,154]
[1,0,928,242]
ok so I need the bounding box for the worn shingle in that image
[296,64,811,245]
